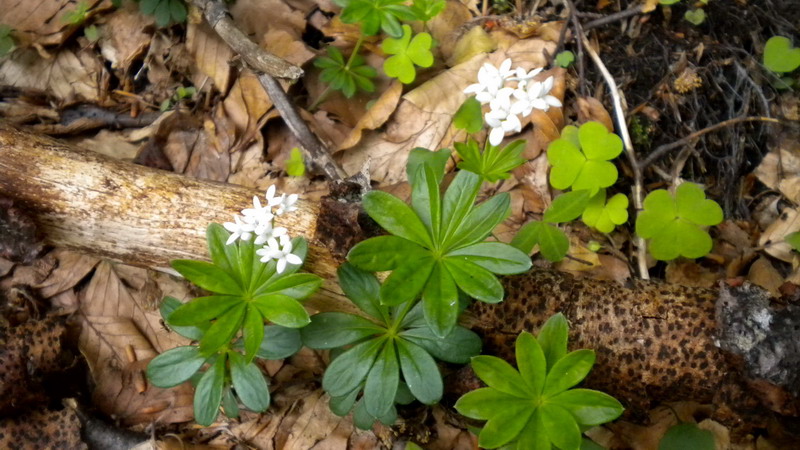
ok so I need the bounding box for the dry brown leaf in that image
[577,96,614,131]
[230,0,307,43]
[338,80,403,150]
[77,261,192,425]
[97,1,155,72]
[222,69,273,136]
[0,0,103,47]
[0,48,104,102]
[429,0,474,65]
[747,256,784,297]
[34,249,99,298]
[69,129,143,161]
[183,110,235,182]
[665,260,719,288]
[186,21,234,94]
[262,28,315,67]
[759,206,800,263]
[448,25,497,67]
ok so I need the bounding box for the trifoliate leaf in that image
[382,25,433,84]
[786,232,800,252]
[511,221,569,262]
[555,51,575,68]
[635,183,723,261]
[582,190,629,233]
[684,9,706,25]
[410,0,445,22]
[547,121,622,196]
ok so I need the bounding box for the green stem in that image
[309,34,367,111]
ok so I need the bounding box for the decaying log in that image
[1,123,799,429]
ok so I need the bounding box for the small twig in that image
[565,4,586,97]
[640,116,782,169]
[191,0,302,80]
[258,73,346,181]
[191,0,346,181]
[583,5,645,31]
[564,0,649,279]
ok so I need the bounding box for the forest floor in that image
[0,0,799,448]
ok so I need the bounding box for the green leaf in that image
[555,50,575,68]
[256,325,302,360]
[635,184,722,261]
[301,312,385,349]
[543,190,591,223]
[548,389,624,426]
[315,46,376,98]
[229,352,270,412]
[146,346,207,388]
[515,332,545,398]
[684,8,705,25]
[154,0,171,27]
[456,139,527,182]
[764,36,800,73]
[222,387,239,419]
[515,409,551,450]
[396,339,442,404]
[364,340,399,417]
[511,221,570,262]
[329,388,360,416]
[363,191,433,247]
[446,242,531,275]
[411,164,442,242]
[471,355,532,398]
[286,147,306,177]
[322,338,384,397]
[547,122,621,196]
[582,190,629,233]
[0,35,15,57]
[242,306,264,362]
[257,273,322,299]
[347,235,428,272]
[786,231,800,252]
[537,313,569,369]
[169,0,187,24]
[454,387,524,420]
[337,262,387,321]
[407,147,450,186]
[454,97,483,133]
[446,193,511,249]
[171,260,243,295]
[194,355,226,426]
[442,257,504,304]
[160,296,207,340]
[400,325,481,364]
[658,423,716,450]
[252,293,310,328]
[440,169,482,246]
[421,262,459,337]
[168,295,242,326]
[340,0,415,37]
[540,403,581,450]
[380,256,435,305]
[199,303,246,355]
[543,349,595,395]
[206,223,239,278]
[410,0,445,21]
[140,0,159,15]
[479,401,535,449]
[382,25,434,84]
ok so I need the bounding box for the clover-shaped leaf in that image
[382,24,433,84]
[582,190,629,233]
[511,220,569,262]
[337,0,416,37]
[410,0,446,22]
[315,46,377,98]
[764,36,800,74]
[547,121,622,196]
[455,314,624,449]
[635,183,723,261]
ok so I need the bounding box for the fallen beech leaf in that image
[187,21,234,94]
[759,206,800,263]
[98,2,155,72]
[577,96,614,132]
[429,0,474,65]
[338,80,403,150]
[747,256,783,296]
[78,262,192,424]
[222,70,273,137]
[0,0,103,46]
[0,48,103,102]
[34,249,99,298]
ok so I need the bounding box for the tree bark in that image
[1,123,798,430]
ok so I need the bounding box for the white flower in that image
[223,215,255,245]
[464,58,515,104]
[485,88,522,146]
[511,75,562,116]
[508,66,543,82]
[264,185,283,208]
[253,222,288,245]
[274,193,299,216]
[256,235,302,274]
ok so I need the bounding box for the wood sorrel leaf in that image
[382,25,433,84]
[229,351,270,412]
[511,221,569,262]
[582,190,629,233]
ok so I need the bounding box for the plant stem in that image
[309,34,367,111]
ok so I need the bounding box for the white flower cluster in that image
[223,185,301,273]
[464,58,562,146]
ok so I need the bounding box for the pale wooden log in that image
[0,123,358,315]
